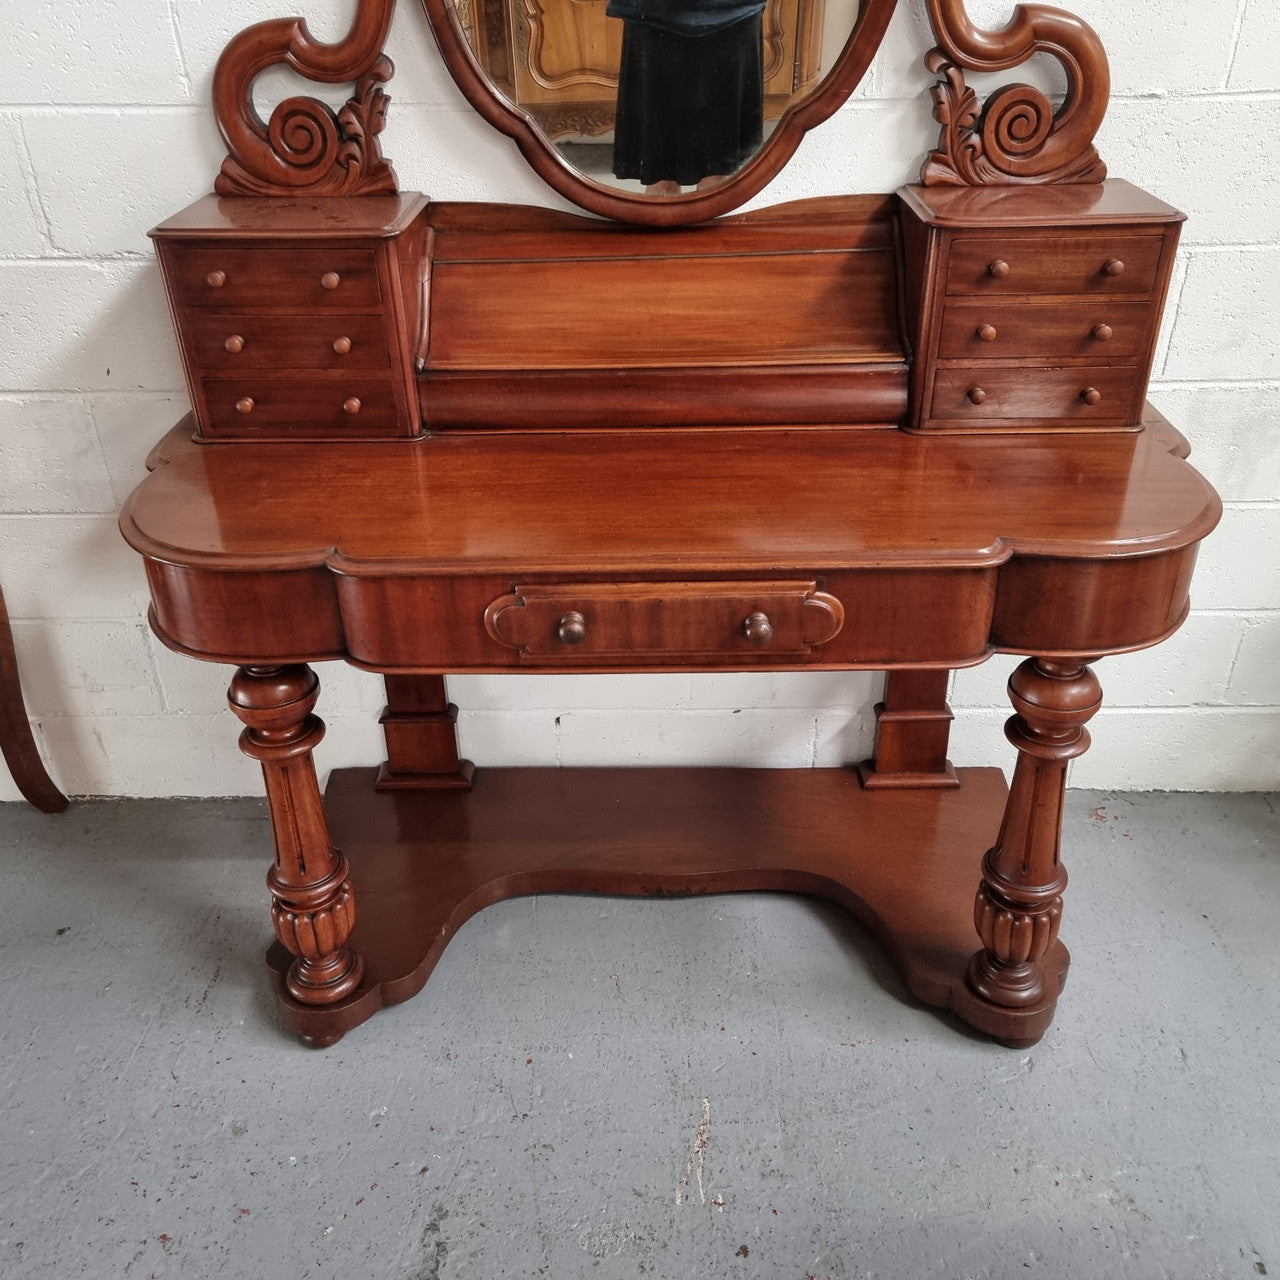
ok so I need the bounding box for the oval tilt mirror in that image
[421,0,897,223]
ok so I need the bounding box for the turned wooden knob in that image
[321,271,341,290]
[557,611,586,645]
[967,387,988,406]
[206,270,226,288]
[235,397,254,414]
[332,336,352,355]
[987,260,1010,279]
[743,611,774,646]
[224,334,244,354]
[1080,387,1102,405]
[1091,323,1113,342]
[342,397,362,415]
[1102,259,1125,277]
[977,323,998,343]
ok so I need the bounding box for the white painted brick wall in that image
[0,0,1276,798]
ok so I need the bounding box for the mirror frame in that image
[207,0,1111,215]
[420,0,900,225]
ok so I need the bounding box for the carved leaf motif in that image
[212,0,400,198]
[921,1,1109,186]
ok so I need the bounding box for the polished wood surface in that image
[152,195,430,441]
[901,181,1182,432]
[267,763,1068,1048]
[121,409,1216,676]
[0,581,68,813]
[126,0,1219,1050]
[922,0,1109,186]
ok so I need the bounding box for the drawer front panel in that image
[185,313,392,371]
[946,234,1164,296]
[170,247,381,309]
[200,377,404,438]
[930,366,1138,423]
[937,300,1151,360]
[485,581,844,659]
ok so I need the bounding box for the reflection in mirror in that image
[451,0,862,195]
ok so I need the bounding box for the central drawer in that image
[484,581,845,659]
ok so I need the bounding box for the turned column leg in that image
[967,656,1101,1013]
[228,665,364,1006]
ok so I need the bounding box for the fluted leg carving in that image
[967,657,1101,1010]
[229,665,364,1006]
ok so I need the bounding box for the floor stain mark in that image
[676,1098,712,1207]
[413,1203,449,1280]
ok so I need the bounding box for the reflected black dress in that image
[606,0,766,186]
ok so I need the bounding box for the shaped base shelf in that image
[267,765,1069,1048]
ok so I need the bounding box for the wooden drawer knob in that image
[557,611,586,645]
[1080,387,1102,406]
[1102,259,1125,277]
[235,397,254,414]
[987,260,1010,279]
[967,387,988,406]
[332,336,352,355]
[743,611,774,646]
[224,334,244,354]
[205,270,226,289]
[342,397,362,415]
[1091,323,1113,342]
[976,323,998,343]
[321,271,342,290]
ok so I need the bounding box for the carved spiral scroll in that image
[213,0,399,197]
[921,0,1109,186]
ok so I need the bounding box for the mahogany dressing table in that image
[120,0,1220,1047]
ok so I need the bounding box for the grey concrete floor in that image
[0,789,1276,1280]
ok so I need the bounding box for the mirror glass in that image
[446,0,865,197]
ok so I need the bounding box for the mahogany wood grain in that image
[377,674,475,790]
[228,665,363,1004]
[930,364,1136,425]
[900,181,1183,433]
[857,668,959,789]
[426,251,902,369]
[968,657,1101,1011]
[122,410,1217,672]
[484,581,844,660]
[0,581,68,813]
[945,235,1164,297]
[211,0,396,197]
[922,0,1109,186]
[185,313,392,372]
[420,366,909,430]
[152,196,430,442]
[265,763,1069,1047]
[937,300,1150,361]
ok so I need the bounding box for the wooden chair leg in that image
[968,656,1101,1016]
[0,581,68,813]
[228,665,364,1006]
[856,668,959,789]
[376,674,474,790]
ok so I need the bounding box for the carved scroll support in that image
[967,657,1101,1012]
[229,665,364,1006]
[922,0,1109,186]
[213,0,399,197]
